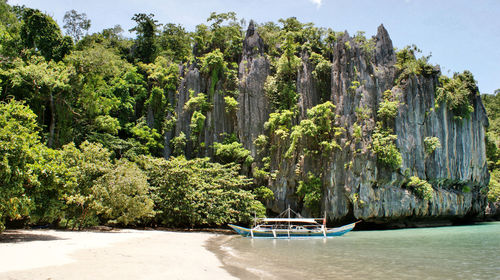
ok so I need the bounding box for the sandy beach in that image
[0,229,237,280]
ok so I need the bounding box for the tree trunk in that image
[48,92,55,148]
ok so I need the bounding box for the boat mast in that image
[288,205,291,239]
[253,211,257,228]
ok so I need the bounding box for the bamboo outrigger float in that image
[228,208,359,239]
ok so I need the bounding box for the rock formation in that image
[237,20,270,157]
[169,22,490,226]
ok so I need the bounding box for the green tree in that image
[7,56,75,147]
[394,45,434,84]
[372,90,402,170]
[265,32,301,110]
[371,127,402,170]
[213,141,253,167]
[62,141,113,229]
[158,23,191,62]
[130,13,159,63]
[20,8,72,61]
[0,100,41,231]
[64,44,144,149]
[206,12,242,62]
[63,9,91,42]
[27,147,75,225]
[139,56,179,132]
[92,159,155,225]
[199,49,228,97]
[482,90,500,203]
[0,0,22,57]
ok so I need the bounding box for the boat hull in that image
[228,222,356,238]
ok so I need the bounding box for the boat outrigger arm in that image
[228,207,361,239]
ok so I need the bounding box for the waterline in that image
[212,222,500,279]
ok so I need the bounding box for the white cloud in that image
[310,0,323,8]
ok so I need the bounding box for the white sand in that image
[0,229,237,280]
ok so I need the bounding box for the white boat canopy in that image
[259,218,320,223]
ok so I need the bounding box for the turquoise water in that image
[216,222,500,279]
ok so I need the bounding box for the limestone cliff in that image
[168,22,490,226]
[237,20,270,157]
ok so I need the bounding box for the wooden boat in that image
[228,208,358,239]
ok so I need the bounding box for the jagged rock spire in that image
[242,20,265,58]
[246,20,256,37]
[374,24,396,65]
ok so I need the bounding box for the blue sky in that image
[8,0,500,94]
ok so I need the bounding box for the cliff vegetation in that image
[0,0,494,230]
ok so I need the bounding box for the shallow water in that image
[215,222,500,279]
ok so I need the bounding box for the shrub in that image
[372,127,402,170]
[424,136,441,154]
[62,141,113,229]
[395,45,434,84]
[265,109,295,135]
[254,134,269,154]
[297,173,322,217]
[287,101,343,158]
[170,132,187,156]
[309,52,332,100]
[94,115,120,135]
[377,90,399,122]
[199,49,229,97]
[92,159,155,226]
[138,156,265,227]
[184,91,211,112]
[130,119,164,155]
[190,111,206,138]
[436,71,478,119]
[372,90,402,170]
[253,186,274,201]
[407,176,433,200]
[213,141,253,166]
[224,96,238,113]
[265,33,301,110]
[353,122,362,141]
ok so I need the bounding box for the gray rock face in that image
[175,64,202,158]
[203,81,234,157]
[237,20,270,157]
[169,22,489,225]
[297,51,320,119]
[268,25,489,225]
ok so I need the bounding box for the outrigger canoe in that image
[228,208,359,239]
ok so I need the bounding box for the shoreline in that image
[205,234,263,280]
[0,229,238,279]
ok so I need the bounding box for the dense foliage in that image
[0,2,271,230]
[0,0,491,230]
[137,156,265,227]
[482,91,500,203]
[0,100,40,230]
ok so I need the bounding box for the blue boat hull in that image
[228,222,357,238]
